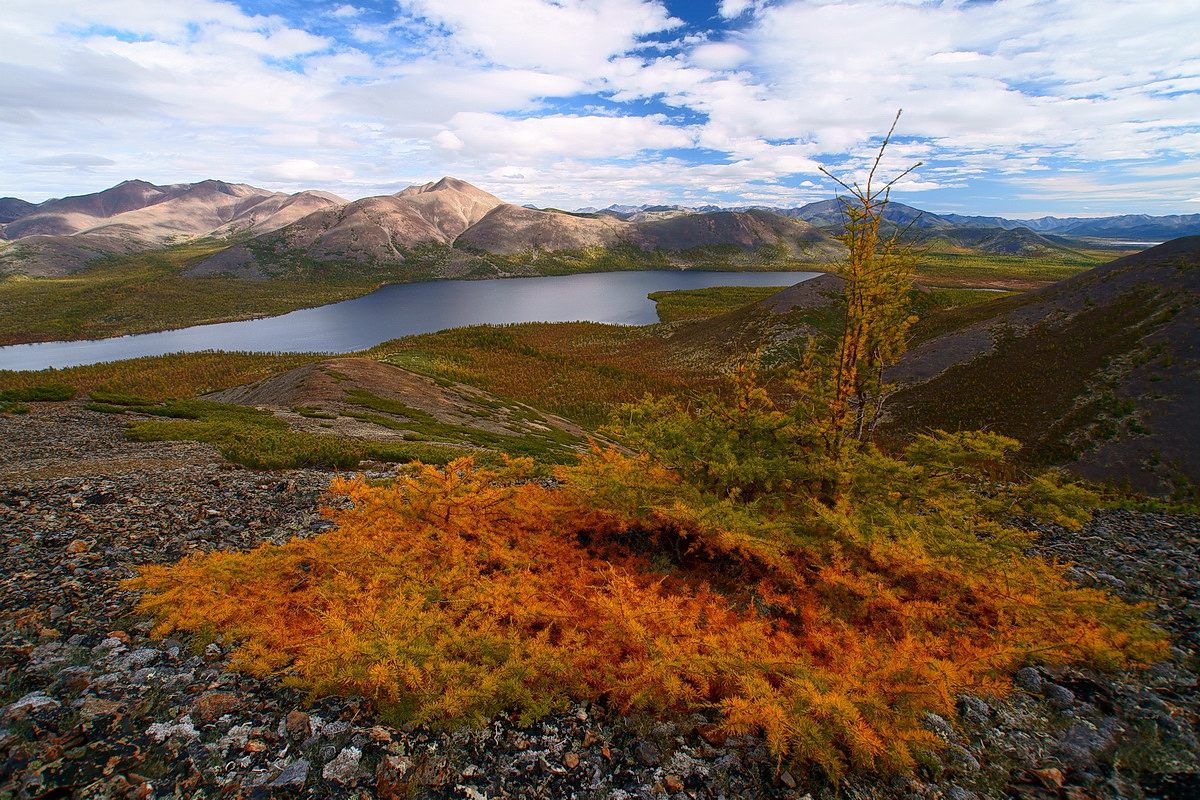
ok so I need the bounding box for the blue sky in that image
[3,0,1198,217]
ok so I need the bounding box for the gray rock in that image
[1053,718,1121,773]
[0,692,61,720]
[921,712,959,743]
[321,719,351,737]
[269,759,310,789]
[957,695,991,726]
[945,744,981,772]
[1014,666,1043,693]
[321,746,363,783]
[1043,682,1076,710]
[633,740,661,766]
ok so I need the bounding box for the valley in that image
[2,177,1199,800]
[0,177,1146,347]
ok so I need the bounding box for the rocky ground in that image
[1,402,1197,799]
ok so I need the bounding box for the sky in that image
[2,0,1198,218]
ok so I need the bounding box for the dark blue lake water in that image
[1,270,822,371]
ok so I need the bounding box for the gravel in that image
[1,402,1197,799]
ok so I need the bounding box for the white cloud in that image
[254,158,353,182]
[25,153,116,166]
[0,0,1195,214]
[735,0,1200,165]
[435,112,695,160]
[717,0,755,19]
[690,42,750,71]
[396,0,679,76]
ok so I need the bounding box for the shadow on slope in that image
[884,237,1200,497]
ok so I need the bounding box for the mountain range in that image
[0,178,843,279]
[596,199,1200,242]
[0,180,345,277]
[6,177,1198,280]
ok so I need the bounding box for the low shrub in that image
[0,383,77,402]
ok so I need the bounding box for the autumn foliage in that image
[129,438,1164,777]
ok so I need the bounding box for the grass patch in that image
[96,397,459,470]
[0,383,77,402]
[912,250,1105,288]
[1,382,76,414]
[343,389,584,463]
[373,322,693,428]
[906,288,1023,346]
[0,351,330,401]
[886,291,1164,464]
[292,406,338,419]
[649,285,787,322]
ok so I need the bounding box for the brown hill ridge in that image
[2,176,844,280]
[186,177,845,280]
[0,180,346,276]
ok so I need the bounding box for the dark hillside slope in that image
[0,197,37,225]
[884,236,1200,495]
[661,273,848,370]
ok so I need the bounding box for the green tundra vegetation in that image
[0,351,332,400]
[0,239,375,345]
[911,249,1111,288]
[124,136,1168,778]
[650,285,787,322]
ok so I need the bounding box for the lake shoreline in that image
[1,270,823,372]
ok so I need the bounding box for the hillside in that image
[884,236,1200,495]
[0,180,346,276]
[205,356,589,459]
[0,197,36,224]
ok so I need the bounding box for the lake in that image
[0,270,822,371]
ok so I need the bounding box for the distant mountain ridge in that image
[939,212,1200,240]
[0,180,347,276]
[580,199,1200,243]
[229,179,838,279]
[4,176,1198,279]
[0,177,843,281]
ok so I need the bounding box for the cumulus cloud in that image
[435,112,695,160]
[254,158,354,182]
[690,42,750,71]
[0,0,1195,213]
[395,0,679,76]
